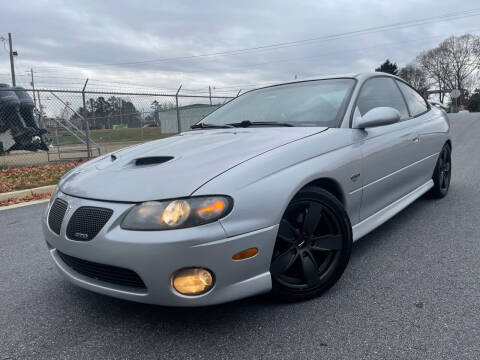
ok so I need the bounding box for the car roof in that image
[352,72,404,82]
[305,72,402,80]
[248,72,403,93]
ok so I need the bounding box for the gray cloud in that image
[1,0,479,95]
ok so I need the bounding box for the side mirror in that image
[429,101,448,111]
[355,107,400,129]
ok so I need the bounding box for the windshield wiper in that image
[190,122,234,129]
[226,120,294,128]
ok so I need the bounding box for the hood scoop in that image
[134,156,174,166]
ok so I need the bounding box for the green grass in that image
[49,127,174,145]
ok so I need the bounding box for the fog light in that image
[172,268,214,296]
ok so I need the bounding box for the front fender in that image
[193,129,363,237]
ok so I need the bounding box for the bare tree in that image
[439,34,480,104]
[398,64,429,97]
[416,47,451,102]
[417,34,480,103]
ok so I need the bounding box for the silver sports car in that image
[42,72,451,306]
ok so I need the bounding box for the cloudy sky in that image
[1,0,480,96]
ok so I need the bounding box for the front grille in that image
[57,251,146,289]
[48,198,68,235]
[66,206,113,241]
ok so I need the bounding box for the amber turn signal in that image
[232,247,258,261]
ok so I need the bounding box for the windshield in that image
[200,79,355,128]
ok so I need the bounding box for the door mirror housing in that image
[355,107,400,129]
[429,100,448,111]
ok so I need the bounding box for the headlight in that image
[121,196,232,230]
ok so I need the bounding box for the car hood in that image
[60,127,327,202]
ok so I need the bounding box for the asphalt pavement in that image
[1,113,479,359]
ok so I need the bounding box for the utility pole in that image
[176,85,182,133]
[37,90,44,128]
[30,69,36,107]
[82,78,92,158]
[209,86,212,106]
[8,33,16,87]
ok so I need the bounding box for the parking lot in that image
[1,113,479,359]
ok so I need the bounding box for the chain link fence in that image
[0,86,234,168]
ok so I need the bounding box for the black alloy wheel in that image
[270,187,352,301]
[428,144,452,198]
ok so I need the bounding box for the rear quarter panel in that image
[416,107,451,179]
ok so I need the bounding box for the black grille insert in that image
[57,251,146,289]
[66,206,113,241]
[48,198,68,235]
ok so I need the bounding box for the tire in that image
[270,187,352,302]
[427,144,452,199]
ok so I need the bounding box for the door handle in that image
[412,136,419,143]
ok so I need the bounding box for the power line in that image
[4,27,474,94]
[5,26,478,93]
[7,25,477,94]
[178,28,480,93]
[29,8,480,71]
[223,29,480,71]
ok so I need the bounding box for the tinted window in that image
[396,81,429,117]
[201,79,355,128]
[357,77,409,120]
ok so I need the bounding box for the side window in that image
[357,77,409,120]
[396,81,429,117]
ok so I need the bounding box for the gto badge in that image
[74,232,89,240]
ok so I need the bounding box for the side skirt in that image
[352,180,434,242]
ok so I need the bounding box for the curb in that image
[0,198,50,211]
[0,184,56,202]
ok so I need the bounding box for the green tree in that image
[375,59,398,75]
[94,97,110,115]
[70,95,140,129]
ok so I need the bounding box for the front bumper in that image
[42,192,277,306]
